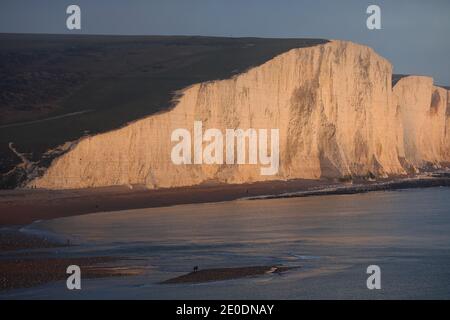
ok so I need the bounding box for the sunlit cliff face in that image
[28,40,450,190]
[393,76,449,170]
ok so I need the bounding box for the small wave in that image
[19,221,77,245]
[286,253,321,260]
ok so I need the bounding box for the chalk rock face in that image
[393,76,450,169]
[28,40,449,189]
[446,103,450,161]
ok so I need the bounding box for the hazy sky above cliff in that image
[1,0,449,85]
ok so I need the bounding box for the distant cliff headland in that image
[1,36,449,189]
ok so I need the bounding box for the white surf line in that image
[0,109,94,129]
[19,220,76,245]
[236,184,346,201]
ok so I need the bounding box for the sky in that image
[1,0,449,85]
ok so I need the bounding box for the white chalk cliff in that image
[393,76,449,170]
[28,40,450,189]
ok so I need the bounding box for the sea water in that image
[2,187,450,299]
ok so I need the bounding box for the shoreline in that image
[0,174,449,293]
[1,173,449,228]
[247,174,450,200]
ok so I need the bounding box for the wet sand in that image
[0,229,143,291]
[0,256,138,291]
[0,228,62,251]
[161,266,297,284]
